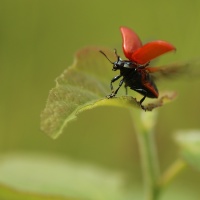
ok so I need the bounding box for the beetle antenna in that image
[99,50,114,64]
[114,48,120,60]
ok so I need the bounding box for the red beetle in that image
[100,26,176,106]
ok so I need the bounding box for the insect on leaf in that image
[40,47,177,139]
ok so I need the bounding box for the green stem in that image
[130,111,160,200]
[130,110,188,200]
[138,128,160,200]
[158,159,187,189]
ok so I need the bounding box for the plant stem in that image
[130,111,160,200]
[137,124,160,200]
[158,159,187,189]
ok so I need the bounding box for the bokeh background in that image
[1,0,200,199]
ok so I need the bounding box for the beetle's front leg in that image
[107,77,124,98]
[124,83,128,95]
[110,75,121,91]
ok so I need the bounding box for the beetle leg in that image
[134,88,147,105]
[110,75,121,91]
[107,78,124,98]
[124,84,128,95]
[114,78,124,95]
[139,95,146,104]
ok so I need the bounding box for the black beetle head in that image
[99,49,123,71]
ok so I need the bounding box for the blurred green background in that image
[1,0,200,199]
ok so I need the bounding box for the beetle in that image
[100,26,176,107]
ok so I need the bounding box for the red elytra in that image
[100,26,176,109]
[120,26,176,65]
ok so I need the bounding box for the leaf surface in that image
[40,47,177,138]
[0,154,134,200]
[175,130,200,170]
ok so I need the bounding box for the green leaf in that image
[175,130,200,170]
[40,46,177,139]
[0,184,73,200]
[0,153,134,200]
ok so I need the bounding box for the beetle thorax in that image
[113,58,137,71]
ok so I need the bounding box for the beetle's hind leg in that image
[139,95,146,105]
[133,88,148,109]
